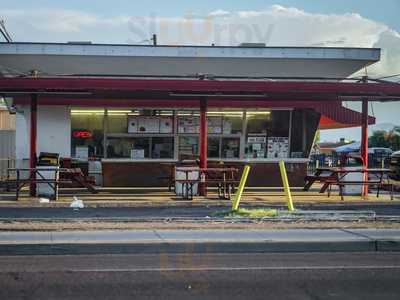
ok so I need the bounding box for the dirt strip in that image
[1,220,400,231]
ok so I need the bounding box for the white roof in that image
[0,42,380,78]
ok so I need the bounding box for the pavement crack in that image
[339,228,375,241]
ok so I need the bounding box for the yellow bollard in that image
[231,165,250,211]
[279,160,295,211]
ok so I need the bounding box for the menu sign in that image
[128,116,172,133]
[178,116,199,133]
[267,137,289,158]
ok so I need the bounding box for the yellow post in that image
[231,165,250,211]
[279,160,295,211]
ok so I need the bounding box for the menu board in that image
[178,116,199,133]
[130,149,145,159]
[267,137,289,158]
[127,116,138,133]
[160,117,173,133]
[138,117,159,133]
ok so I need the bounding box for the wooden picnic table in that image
[304,167,393,200]
[175,167,239,200]
[6,167,97,200]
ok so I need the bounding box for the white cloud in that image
[1,5,399,77]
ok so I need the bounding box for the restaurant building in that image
[1,42,394,190]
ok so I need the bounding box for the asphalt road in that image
[0,252,399,299]
[0,204,399,219]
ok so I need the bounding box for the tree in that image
[369,130,390,148]
[368,128,400,151]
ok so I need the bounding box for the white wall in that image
[15,105,71,161]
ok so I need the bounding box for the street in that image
[0,252,399,299]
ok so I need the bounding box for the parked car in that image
[389,151,400,180]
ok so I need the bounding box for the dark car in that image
[389,151,400,180]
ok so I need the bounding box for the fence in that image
[307,152,392,175]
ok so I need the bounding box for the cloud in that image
[1,5,399,77]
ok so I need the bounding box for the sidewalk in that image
[1,229,399,255]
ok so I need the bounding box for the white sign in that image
[138,117,159,133]
[131,149,145,159]
[247,136,266,143]
[267,137,289,158]
[128,116,138,133]
[75,146,88,159]
[160,117,173,133]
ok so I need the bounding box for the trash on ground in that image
[39,198,50,203]
[70,196,84,210]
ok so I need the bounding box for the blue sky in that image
[1,0,400,142]
[3,0,400,32]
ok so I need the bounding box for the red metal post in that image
[29,94,38,196]
[199,98,208,196]
[361,98,369,196]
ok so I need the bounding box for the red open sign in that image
[73,130,92,139]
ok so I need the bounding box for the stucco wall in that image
[15,105,71,162]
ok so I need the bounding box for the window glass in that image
[178,114,199,133]
[223,115,242,134]
[107,137,150,158]
[208,137,220,158]
[179,136,199,159]
[245,110,290,159]
[71,112,104,158]
[108,114,127,133]
[152,137,174,159]
[222,138,240,158]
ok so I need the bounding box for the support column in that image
[29,94,38,196]
[361,98,369,196]
[199,98,208,196]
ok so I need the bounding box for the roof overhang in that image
[1,77,400,103]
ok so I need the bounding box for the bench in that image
[174,179,240,200]
[6,178,73,200]
[326,180,394,201]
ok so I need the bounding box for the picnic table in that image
[6,167,97,200]
[175,167,239,200]
[304,167,394,200]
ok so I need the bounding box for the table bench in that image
[175,167,239,200]
[306,167,394,201]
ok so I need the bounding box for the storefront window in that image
[108,114,128,133]
[222,138,240,158]
[223,115,242,134]
[245,110,291,159]
[208,137,220,158]
[179,136,198,159]
[152,137,174,159]
[71,110,104,159]
[107,137,149,158]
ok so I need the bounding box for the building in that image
[1,42,399,192]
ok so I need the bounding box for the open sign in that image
[73,130,92,139]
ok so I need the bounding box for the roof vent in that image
[67,41,92,45]
[239,43,266,47]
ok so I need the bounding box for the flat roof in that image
[0,42,381,60]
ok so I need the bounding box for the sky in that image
[1,0,400,142]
